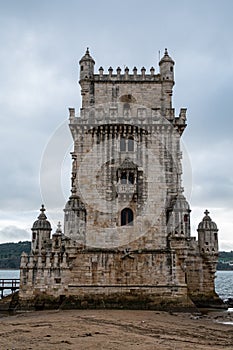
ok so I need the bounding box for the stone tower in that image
[64,48,188,250]
[19,49,223,310]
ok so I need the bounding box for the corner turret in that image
[31,205,52,253]
[79,47,95,81]
[79,48,95,108]
[159,48,175,81]
[52,222,63,251]
[198,210,218,255]
[167,194,191,238]
[159,49,175,112]
[187,210,223,308]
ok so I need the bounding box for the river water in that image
[0,270,232,299]
[215,270,233,300]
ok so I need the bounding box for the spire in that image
[79,47,95,64]
[159,48,174,65]
[38,204,47,220]
[203,209,211,221]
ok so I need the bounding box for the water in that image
[215,270,233,301]
[0,270,232,299]
[0,270,20,280]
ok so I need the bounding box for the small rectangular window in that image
[128,138,134,152]
[120,137,126,151]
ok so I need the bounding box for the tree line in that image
[0,241,31,269]
[0,241,232,270]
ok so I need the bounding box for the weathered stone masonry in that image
[19,49,223,309]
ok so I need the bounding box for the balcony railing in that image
[117,184,136,193]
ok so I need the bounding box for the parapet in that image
[93,66,161,82]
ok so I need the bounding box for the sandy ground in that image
[0,309,232,350]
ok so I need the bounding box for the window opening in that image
[121,208,134,226]
[120,137,126,151]
[128,138,134,152]
[120,137,134,152]
[129,173,134,184]
[121,172,127,184]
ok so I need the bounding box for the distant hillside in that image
[0,241,31,269]
[0,241,232,270]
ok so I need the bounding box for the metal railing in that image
[0,279,20,298]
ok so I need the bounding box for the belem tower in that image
[19,49,223,310]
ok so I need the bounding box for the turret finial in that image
[165,48,168,55]
[37,204,47,220]
[56,221,62,234]
[202,209,212,222]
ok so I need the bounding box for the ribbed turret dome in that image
[159,48,174,65]
[79,47,95,64]
[32,205,52,231]
[171,194,190,211]
[64,195,85,211]
[198,210,218,230]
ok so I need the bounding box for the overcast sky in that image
[0,0,232,250]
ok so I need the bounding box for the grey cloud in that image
[0,0,232,247]
[0,226,30,244]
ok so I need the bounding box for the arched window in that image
[121,208,134,226]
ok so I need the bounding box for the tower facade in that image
[64,48,187,250]
[19,49,223,310]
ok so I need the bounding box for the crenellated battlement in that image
[92,66,160,82]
